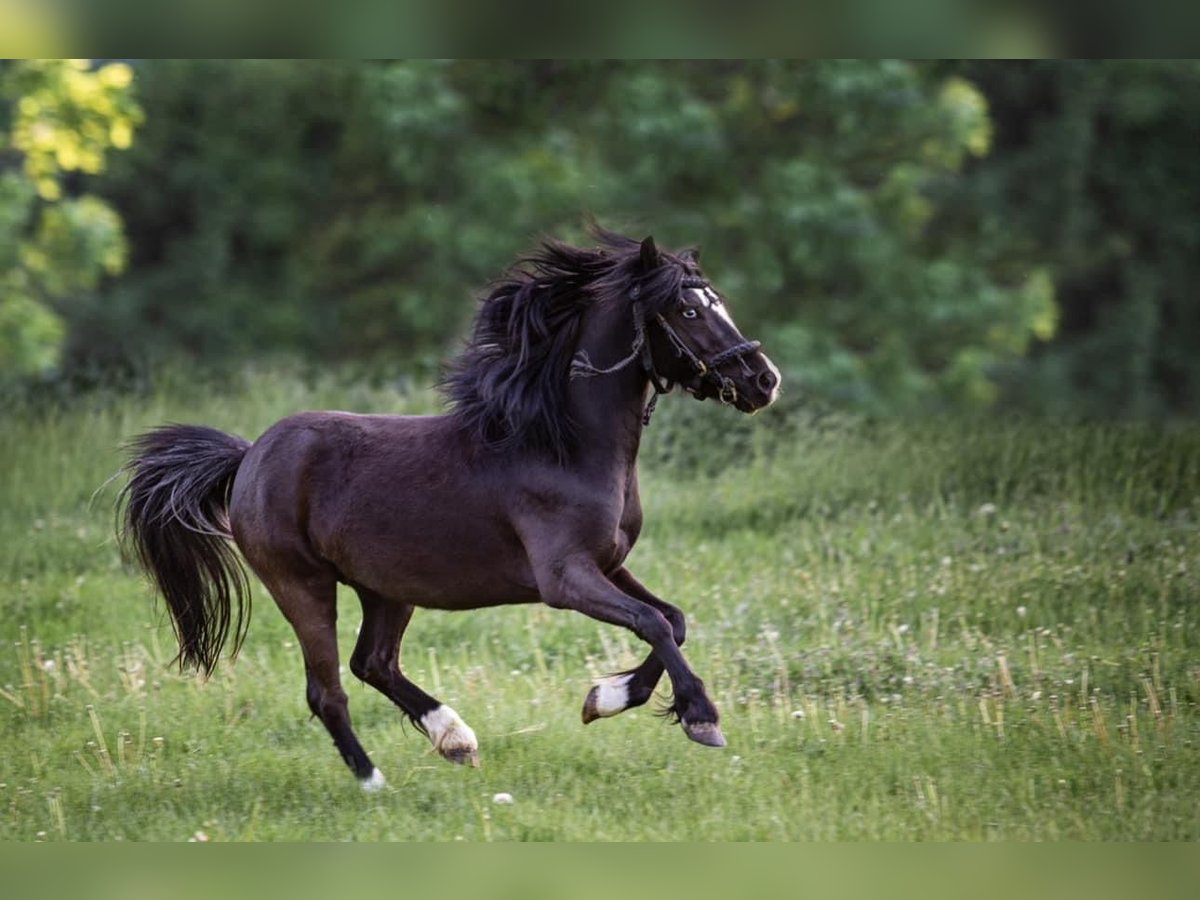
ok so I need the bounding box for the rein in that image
[569,282,762,425]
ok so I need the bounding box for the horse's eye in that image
[681,308,699,319]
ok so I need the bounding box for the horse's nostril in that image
[757,370,776,392]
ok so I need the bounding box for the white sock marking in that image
[591,673,634,717]
[420,704,478,756]
[361,767,386,792]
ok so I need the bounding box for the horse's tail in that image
[118,424,252,676]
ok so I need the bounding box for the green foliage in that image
[11,60,1200,416]
[78,61,1056,411]
[0,60,140,377]
[943,60,1200,417]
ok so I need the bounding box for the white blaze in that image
[691,287,735,326]
[761,353,782,405]
[690,286,782,406]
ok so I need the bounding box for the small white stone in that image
[492,792,514,805]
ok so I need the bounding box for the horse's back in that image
[232,408,443,509]
[231,409,468,541]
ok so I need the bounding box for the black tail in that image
[118,424,252,675]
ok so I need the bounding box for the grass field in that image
[2,370,1198,840]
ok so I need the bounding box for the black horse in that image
[119,228,780,790]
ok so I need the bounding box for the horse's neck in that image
[566,306,649,472]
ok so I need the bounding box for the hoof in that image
[581,688,600,724]
[581,685,607,724]
[682,720,726,748]
[441,746,480,767]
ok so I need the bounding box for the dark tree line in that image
[5,60,1198,416]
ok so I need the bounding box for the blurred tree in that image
[948,60,1200,417]
[85,60,1060,413]
[0,59,141,377]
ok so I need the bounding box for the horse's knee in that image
[305,673,349,722]
[661,605,686,646]
[348,651,376,685]
[304,671,323,716]
[633,607,675,648]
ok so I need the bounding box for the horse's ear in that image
[639,236,659,271]
[680,247,700,265]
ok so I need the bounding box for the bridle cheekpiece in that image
[569,276,762,425]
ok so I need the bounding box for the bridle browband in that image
[570,276,762,425]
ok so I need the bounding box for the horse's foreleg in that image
[581,566,685,724]
[265,572,383,791]
[537,556,723,748]
[349,588,479,766]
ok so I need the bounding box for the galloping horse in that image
[119,228,780,790]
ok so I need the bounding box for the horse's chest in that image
[610,479,643,567]
[618,495,643,543]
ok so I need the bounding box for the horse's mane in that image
[442,226,691,463]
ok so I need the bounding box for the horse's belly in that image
[325,517,540,609]
[360,557,541,610]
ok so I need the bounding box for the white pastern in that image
[420,704,478,756]
[591,672,634,717]
[361,767,387,793]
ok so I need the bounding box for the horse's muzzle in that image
[728,351,782,413]
[684,351,781,413]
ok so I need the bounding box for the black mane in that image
[442,227,692,462]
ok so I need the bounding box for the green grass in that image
[2,370,1198,840]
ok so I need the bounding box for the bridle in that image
[569,276,762,425]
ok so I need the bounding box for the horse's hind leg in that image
[349,587,479,767]
[582,566,686,723]
[265,571,384,791]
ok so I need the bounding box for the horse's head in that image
[639,237,781,414]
